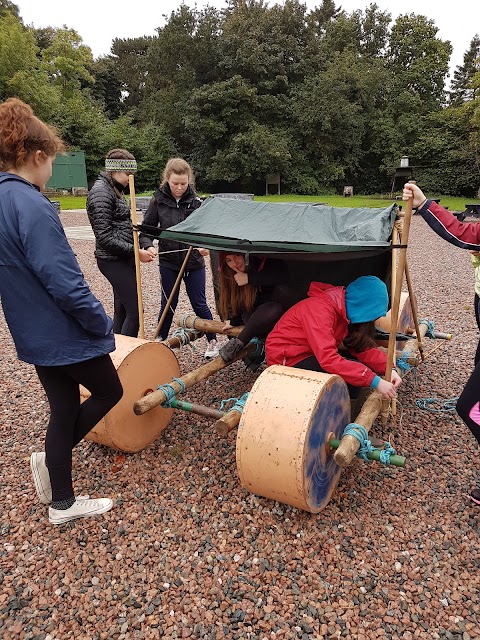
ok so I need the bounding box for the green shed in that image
[46,151,88,192]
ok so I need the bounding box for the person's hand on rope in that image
[139,248,156,263]
[376,378,398,399]
[196,247,210,257]
[402,183,427,209]
[234,272,248,286]
[146,246,157,258]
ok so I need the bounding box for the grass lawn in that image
[55,192,478,212]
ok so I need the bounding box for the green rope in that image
[415,397,458,412]
[342,423,397,465]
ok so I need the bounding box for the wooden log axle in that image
[215,409,242,436]
[333,390,383,468]
[177,315,243,337]
[134,344,255,415]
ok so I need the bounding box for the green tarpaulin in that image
[162,198,398,255]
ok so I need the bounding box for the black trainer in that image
[470,488,480,505]
[219,337,244,362]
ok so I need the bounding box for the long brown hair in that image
[343,321,377,354]
[218,255,257,319]
[0,98,65,171]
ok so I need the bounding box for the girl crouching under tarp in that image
[266,276,402,401]
[217,252,295,362]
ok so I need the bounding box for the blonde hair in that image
[160,157,194,187]
[0,98,65,170]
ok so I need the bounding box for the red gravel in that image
[0,210,479,640]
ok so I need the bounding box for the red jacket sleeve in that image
[419,200,480,250]
[351,347,387,375]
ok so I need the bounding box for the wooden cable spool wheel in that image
[236,365,350,514]
[376,291,415,350]
[82,335,180,452]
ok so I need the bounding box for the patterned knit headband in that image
[105,158,137,173]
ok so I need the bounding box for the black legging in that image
[238,302,284,344]
[35,355,123,502]
[97,257,139,337]
[456,361,480,447]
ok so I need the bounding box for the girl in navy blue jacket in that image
[0,98,122,524]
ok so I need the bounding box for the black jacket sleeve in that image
[87,185,134,258]
[248,258,288,287]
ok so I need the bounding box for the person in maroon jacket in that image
[266,276,402,399]
[403,182,480,506]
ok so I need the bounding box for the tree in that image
[90,55,123,119]
[387,14,451,109]
[111,36,153,112]
[0,0,20,20]
[450,35,480,105]
[40,27,94,95]
[0,13,37,99]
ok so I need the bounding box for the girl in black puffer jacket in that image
[139,158,218,357]
[87,149,156,336]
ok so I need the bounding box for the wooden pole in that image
[177,315,243,337]
[400,321,429,361]
[134,342,255,415]
[153,246,193,340]
[162,330,203,350]
[129,175,144,339]
[390,224,399,415]
[333,390,383,468]
[404,259,425,361]
[214,409,242,436]
[381,194,414,423]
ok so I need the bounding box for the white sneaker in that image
[204,339,219,359]
[30,452,52,505]
[49,497,113,525]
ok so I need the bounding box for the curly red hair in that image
[0,98,65,170]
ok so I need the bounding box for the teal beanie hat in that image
[345,276,388,324]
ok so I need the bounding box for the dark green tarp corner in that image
[161,198,398,255]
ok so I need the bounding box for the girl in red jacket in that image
[403,182,480,506]
[266,276,402,399]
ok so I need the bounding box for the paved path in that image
[64,225,95,240]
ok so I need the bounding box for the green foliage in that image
[2,1,479,197]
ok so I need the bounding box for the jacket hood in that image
[307,281,347,320]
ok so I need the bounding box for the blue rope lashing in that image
[342,423,397,466]
[249,337,265,358]
[419,318,435,338]
[395,354,411,375]
[219,397,239,412]
[158,377,186,408]
[219,392,249,413]
[231,392,249,413]
[415,397,458,412]
[170,326,202,350]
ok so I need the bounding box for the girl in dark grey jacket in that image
[139,158,218,357]
[87,149,156,336]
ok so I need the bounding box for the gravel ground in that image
[1,210,479,640]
